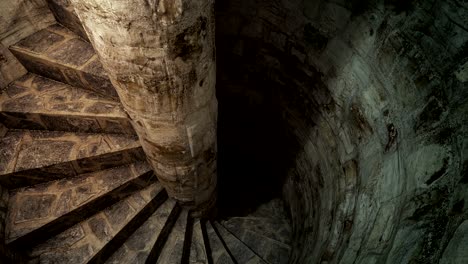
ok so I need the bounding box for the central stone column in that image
[71,0,217,215]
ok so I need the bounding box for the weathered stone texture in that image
[0,0,55,89]
[5,162,151,244]
[439,220,468,263]
[45,0,89,41]
[0,73,135,134]
[30,182,163,264]
[221,220,290,264]
[0,44,27,89]
[205,221,235,264]
[0,130,144,188]
[216,0,468,263]
[9,24,118,100]
[71,0,218,214]
[213,222,266,264]
[105,199,177,264]
[0,1,55,47]
[156,209,188,264]
[189,219,209,264]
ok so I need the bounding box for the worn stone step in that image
[0,130,145,188]
[45,0,89,41]
[220,217,291,245]
[146,203,182,263]
[204,220,235,264]
[28,182,166,264]
[156,209,189,264]
[249,199,290,222]
[213,222,266,264]
[220,221,291,264]
[188,219,209,264]
[6,161,153,248]
[9,24,118,100]
[0,73,134,134]
[104,199,177,264]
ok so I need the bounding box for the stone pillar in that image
[71,0,217,215]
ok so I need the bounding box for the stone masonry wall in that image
[216,0,468,263]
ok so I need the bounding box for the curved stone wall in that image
[216,0,468,263]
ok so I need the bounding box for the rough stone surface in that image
[105,199,177,264]
[0,130,144,188]
[0,43,27,89]
[0,73,135,134]
[71,0,218,214]
[189,219,209,264]
[45,0,89,41]
[222,221,290,264]
[205,221,235,264]
[29,182,163,264]
[216,0,468,263]
[222,217,291,246]
[5,162,151,244]
[439,220,468,263]
[0,0,55,47]
[9,24,118,100]
[213,222,266,264]
[156,209,188,264]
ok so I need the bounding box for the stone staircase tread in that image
[189,219,209,264]
[0,130,144,188]
[220,223,290,264]
[249,199,289,221]
[29,182,165,264]
[213,221,267,264]
[156,209,189,264]
[104,199,177,264]
[205,220,235,264]
[9,24,118,100]
[5,161,152,244]
[221,217,291,245]
[0,73,134,134]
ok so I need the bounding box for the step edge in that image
[6,168,155,247]
[87,188,169,264]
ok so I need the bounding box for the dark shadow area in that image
[214,0,334,219]
[215,59,295,218]
[214,39,305,219]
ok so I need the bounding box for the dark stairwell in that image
[0,0,468,263]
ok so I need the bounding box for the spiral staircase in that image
[0,7,291,264]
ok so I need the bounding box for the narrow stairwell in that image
[0,7,292,264]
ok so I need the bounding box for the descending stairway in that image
[0,14,291,264]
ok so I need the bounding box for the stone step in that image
[188,219,209,264]
[249,199,290,222]
[28,182,166,264]
[220,221,291,264]
[213,222,266,264]
[0,73,134,134]
[156,209,189,264]
[220,217,291,245]
[45,0,89,41]
[9,24,118,100]
[5,161,153,248]
[104,199,177,264]
[204,220,236,264]
[0,130,145,189]
[146,203,182,263]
